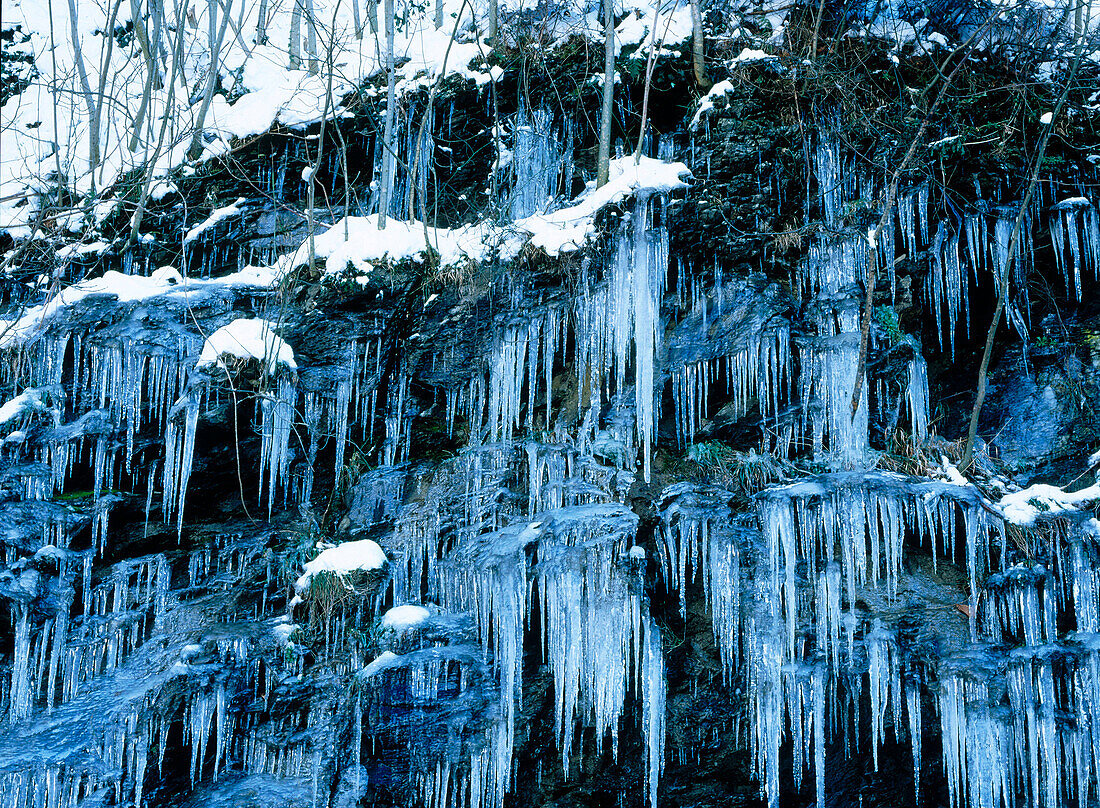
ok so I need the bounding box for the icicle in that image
[258,375,296,515]
[163,387,201,535]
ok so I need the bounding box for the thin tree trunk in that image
[596,0,614,188]
[130,0,166,150]
[290,0,302,67]
[131,0,162,89]
[407,0,469,223]
[93,0,125,187]
[366,0,377,34]
[635,0,673,161]
[689,0,708,89]
[66,0,98,190]
[187,0,234,160]
[46,0,65,189]
[255,0,268,42]
[306,1,341,272]
[488,0,498,43]
[377,0,396,227]
[129,0,187,245]
[306,0,320,74]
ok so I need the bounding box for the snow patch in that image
[295,539,388,593]
[0,388,53,426]
[197,319,297,375]
[381,604,431,631]
[997,481,1100,526]
[184,199,246,244]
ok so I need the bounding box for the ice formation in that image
[7,55,1100,808]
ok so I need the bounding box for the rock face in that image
[983,346,1100,479]
[4,10,1100,808]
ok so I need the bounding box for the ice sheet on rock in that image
[433,504,664,808]
[184,199,247,244]
[507,109,573,220]
[756,471,1000,653]
[162,389,201,535]
[795,235,870,468]
[571,197,668,480]
[906,351,930,444]
[258,375,296,514]
[982,564,1058,645]
[671,324,792,449]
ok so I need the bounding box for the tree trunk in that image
[187,0,234,161]
[961,1,1090,468]
[129,0,166,150]
[596,0,614,187]
[255,0,269,43]
[306,0,320,74]
[129,0,187,245]
[289,0,302,67]
[689,0,709,89]
[66,0,98,189]
[378,0,396,227]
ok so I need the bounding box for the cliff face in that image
[3,3,1100,808]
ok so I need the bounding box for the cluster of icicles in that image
[656,473,1100,808]
[4,111,1100,808]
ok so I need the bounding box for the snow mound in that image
[381,604,431,631]
[295,539,388,593]
[290,214,492,276]
[516,156,691,255]
[690,80,736,129]
[997,481,1100,526]
[0,265,281,348]
[0,388,54,426]
[197,319,297,375]
[361,650,401,678]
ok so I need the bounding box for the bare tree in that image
[596,0,614,187]
[290,0,303,66]
[130,0,167,151]
[377,0,397,226]
[256,0,269,43]
[407,0,470,222]
[65,0,99,190]
[187,0,235,160]
[848,12,1005,417]
[689,0,708,89]
[635,0,674,161]
[92,0,126,186]
[306,0,321,74]
[128,0,189,245]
